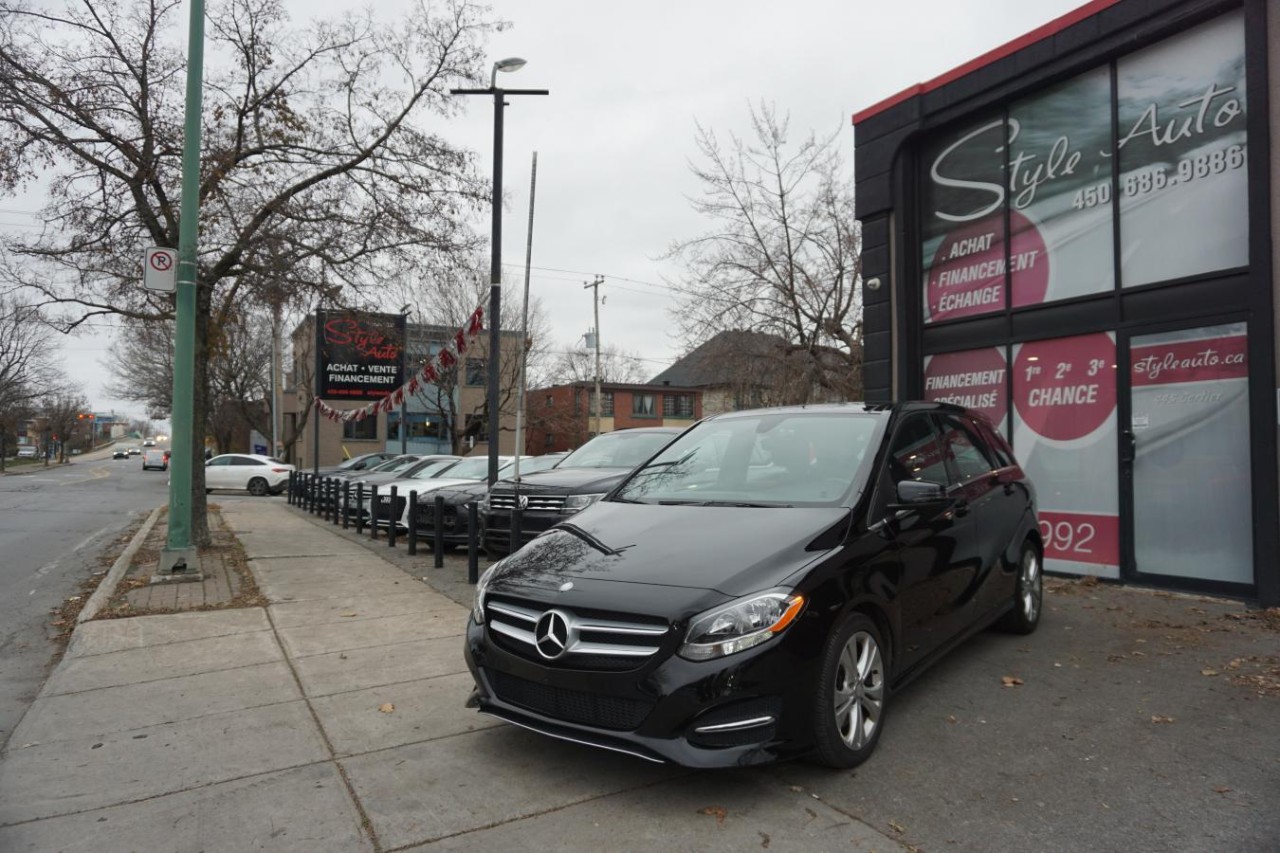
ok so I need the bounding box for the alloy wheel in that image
[833,630,885,750]
[1021,549,1042,623]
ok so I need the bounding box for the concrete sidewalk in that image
[0,500,901,852]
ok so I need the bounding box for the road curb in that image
[78,505,164,624]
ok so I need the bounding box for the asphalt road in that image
[0,446,168,749]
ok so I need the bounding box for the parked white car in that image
[370,455,519,530]
[205,453,294,496]
[16,445,37,459]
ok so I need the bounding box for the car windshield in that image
[427,456,506,481]
[613,412,884,507]
[558,431,675,470]
[370,455,419,474]
[406,459,463,480]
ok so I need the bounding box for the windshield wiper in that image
[657,499,793,508]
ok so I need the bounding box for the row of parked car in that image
[297,426,683,556]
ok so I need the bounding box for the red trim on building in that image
[851,0,1122,125]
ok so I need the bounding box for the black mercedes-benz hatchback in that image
[464,402,1041,769]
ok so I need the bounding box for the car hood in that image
[488,500,846,599]
[490,466,631,496]
[379,476,482,495]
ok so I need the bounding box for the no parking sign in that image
[142,247,177,293]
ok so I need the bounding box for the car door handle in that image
[952,498,970,518]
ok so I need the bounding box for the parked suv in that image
[481,427,682,556]
[465,402,1041,769]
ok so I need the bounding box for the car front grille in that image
[488,493,567,512]
[487,670,654,731]
[484,597,668,672]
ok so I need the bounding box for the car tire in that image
[997,540,1043,635]
[811,613,889,769]
[247,477,269,497]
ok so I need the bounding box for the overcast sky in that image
[31,0,1089,422]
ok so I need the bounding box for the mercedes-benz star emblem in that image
[516,493,529,510]
[534,610,572,660]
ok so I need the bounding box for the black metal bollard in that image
[307,475,316,514]
[387,487,398,547]
[433,495,445,568]
[324,478,332,521]
[407,491,418,556]
[287,471,295,505]
[342,481,351,529]
[369,485,379,540]
[355,483,365,534]
[466,502,479,584]
[331,479,342,526]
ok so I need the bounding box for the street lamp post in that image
[452,59,547,485]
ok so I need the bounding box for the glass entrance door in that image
[1125,322,1252,584]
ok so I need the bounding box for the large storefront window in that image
[1007,67,1113,305]
[923,347,1008,435]
[921,116,1007,324]
[920,10,1247,320]
[1129,323,1251,583]
[1012,333,1120,578]
[1117,11,1248,288]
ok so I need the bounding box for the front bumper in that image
[463,615,817,768]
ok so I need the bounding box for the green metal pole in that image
[162,0,204,571]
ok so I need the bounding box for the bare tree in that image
[40,388,89,463]
[399,271,552,455]
[0,296,67,467]
[666,103,863,402]
[0,0,495,543]
[538,344,650,388]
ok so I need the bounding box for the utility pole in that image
[159,0,204,576]
[584,276,603,437]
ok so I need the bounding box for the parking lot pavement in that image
[0,500,904,851]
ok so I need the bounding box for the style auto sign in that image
[315,311,406,401]
[922,8,1247,323]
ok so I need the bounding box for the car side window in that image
[207,457,231,467]
[937,415,998,483]
[886,416,949,485]
[974,418,1015,468]
[230,456,259,466]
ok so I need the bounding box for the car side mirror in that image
[889,479,947,509]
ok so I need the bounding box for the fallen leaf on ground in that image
[340,612,358,617]
[378,703,395,713]
[946,714,958,724]
[1001,676,1024,687]
[758,830,771,848]
[789,785,804,793]
[888,819,906,834]
[1213,786,1232,794]
[1151,714,1175,724]
[698,806,728,827]
[1201,668,1219,676]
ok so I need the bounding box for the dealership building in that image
[853,0,1277,604]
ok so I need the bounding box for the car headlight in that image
[562,493,605,514]
[678,590,806,661]
[472,562,500,624]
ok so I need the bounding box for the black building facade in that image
[853,0,1277,604]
